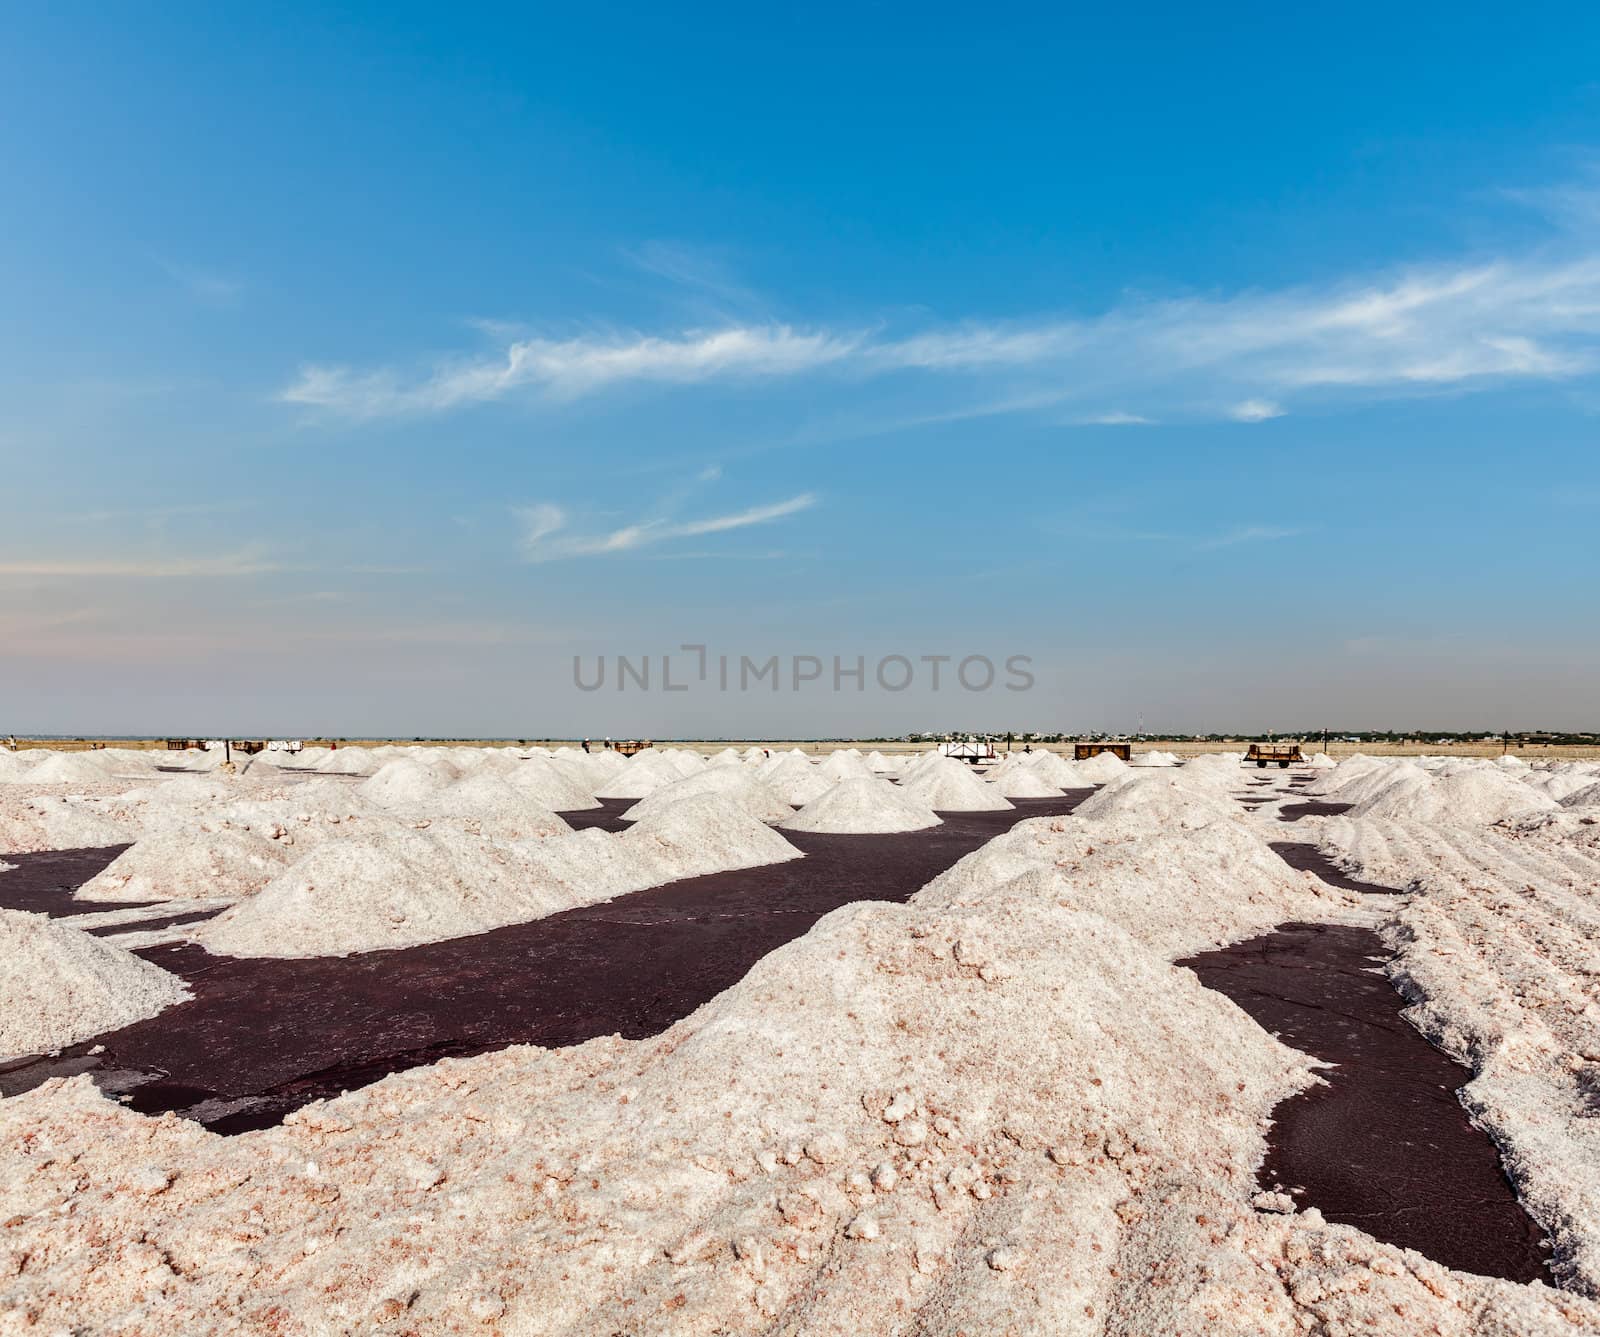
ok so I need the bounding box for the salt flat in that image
[2,743,1599,1333]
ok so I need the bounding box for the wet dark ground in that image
[1183,924,1552,1283]
[1184,782,1552,1284]
[1,795,1091,1133]
[1278,800,1354,821]
[0,845,140,915]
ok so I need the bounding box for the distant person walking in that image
[581,738,590,753]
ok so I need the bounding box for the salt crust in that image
[4,780,1593,1331]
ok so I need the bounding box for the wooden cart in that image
[1074,742,1131,761]
[1244,743,1304,769]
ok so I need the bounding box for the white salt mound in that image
[1021,749,1090,788]
[1350,768,1556,824]
[780,777,941,833]
[193,827,560,959]
[918,812,1354,957]
[594,753,678,800]
[619,795,802,882]
[1073,751,1130,783]
[987,765,1061,798]
[412,772,573,839]
[757,752,835,806]
[816,750,873,783]
[1073,772,1242,833]
[900,756,1013,812]
[0,909,190,1058]
[1561,781,1600,809]
[194,795,800,958]
[357,758,460,807]
[1130,749,1180,767]
[621,768,792,825]
[76,826,292,903]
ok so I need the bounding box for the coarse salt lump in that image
[75,825,293,903]
[0,909,191,1058]
[780,777,941,833]
[621,768,793,826]
[899,756,1013,812]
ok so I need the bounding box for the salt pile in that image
[757,751,835,806]
[1070,770,1240,833]
[1020,748,1090,788]
[193,827,562,958]
[1562,780,1600,809]
[0,793,130,852]
[594,751,681,800]
[1178,751,1250,789]
[621,768,792,826]
[0,909,190,1058]
[899,756,1012,812]
[1072,750,1130,783]
[816,750,872,783]
[357,757,460,807]
[1130,748,1180,766]
[1349,767,1557,824]
[76,826,293,903]
[780,776,942,833]
[192,795,799,958]
[618,794,802,882]
[919,809,1356,956]
[414,772,573,839]
[986,764,1061,798]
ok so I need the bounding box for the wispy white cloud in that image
[1228,398,1284,422]
[621,241,768,314]
[1075,410,1155,426]
[517,492,817,561]
[1195,525,1303,551]
[280,235,1600,423]
[283,327,857,417]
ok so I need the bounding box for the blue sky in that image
[2,3,1598,736]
